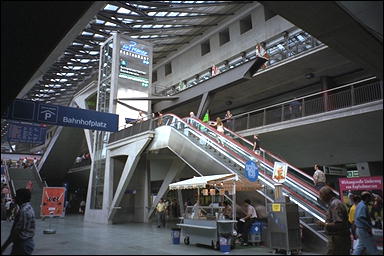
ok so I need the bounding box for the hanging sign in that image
[272,203,281,212]
[245,160,259,182]
[4,99,118,132]
[272,162,288,183]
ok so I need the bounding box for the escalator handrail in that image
[184,117,322,199]
[165,115,326,219]
[225,127,314,180]
[162,114,246,167]
[223,127,340,196]
[162,114,260,187]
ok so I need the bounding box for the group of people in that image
[75,153,91,164]
[189,110,262,154]
[319,186,381,255]
[312,164,382,255]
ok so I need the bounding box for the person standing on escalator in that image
[224,110,234,130]
[252,135,261,155]
[313,164,326,190]
[212,117,225,145]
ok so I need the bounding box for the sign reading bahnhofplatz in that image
[3,99,118,132]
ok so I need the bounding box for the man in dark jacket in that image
[318,186,351,255]
[1,188,36,255]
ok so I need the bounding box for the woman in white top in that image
[212,117,225,145]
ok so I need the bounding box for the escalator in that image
[7,165,44,218]
[181,116,332,242]
[149,114,330,244]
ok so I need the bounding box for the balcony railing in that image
[155,29,323,96]
[230,78,382,132]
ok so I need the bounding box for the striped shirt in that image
[13,202,35,240]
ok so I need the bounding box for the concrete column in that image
[197,92,215,119]
[143,154,151,223]
[321,76,332,111]
[103,150,114,215]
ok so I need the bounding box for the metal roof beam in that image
[111,1,149,17]
[154,42,189,47]
[164,1,251,7]
[100,10,233,21]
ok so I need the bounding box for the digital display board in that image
[116,37,152,127]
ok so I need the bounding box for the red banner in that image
[40,187,66,217]
[339,176,383,203]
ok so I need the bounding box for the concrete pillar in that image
[321,76,333,111]
[197,92,215,119]
[143,154,151,223]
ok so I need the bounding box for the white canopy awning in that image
[169,174,236,190]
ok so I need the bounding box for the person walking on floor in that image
[349,195,361,254]
[156,198,166,228]
[353,191,380,255]
[1,188,36,255]
[318,186,351,255]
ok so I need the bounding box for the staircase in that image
[8,166,44,218]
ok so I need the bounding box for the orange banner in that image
[41,187,66,217]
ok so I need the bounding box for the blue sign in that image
[122,41,149,57]
[7,122,46,144]
[3,99,118,132]
[245,160,259,182]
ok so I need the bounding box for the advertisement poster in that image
[41,187,66,217]
[338,176,383,204]
[272,162,288,183]
[116,36,153,128]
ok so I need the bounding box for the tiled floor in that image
[1,215,320,255]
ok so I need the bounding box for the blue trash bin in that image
[249,222,262,243]
[219,236,231,252]
[171,228,181,244]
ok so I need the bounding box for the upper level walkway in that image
[229,78,383,136]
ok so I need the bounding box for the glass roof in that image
[19,1,252,108]
[1,1,253,141]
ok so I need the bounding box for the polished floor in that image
[1,215,320,255]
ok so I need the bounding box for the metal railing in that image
[155,29,323,96]
[109,117,164,143]
[231,78,382,131]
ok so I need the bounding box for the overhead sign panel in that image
[7,122,46,144]
[3,99,118,132]
[116,36,152,128]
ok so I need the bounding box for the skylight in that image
[82,31,93,36]
[117,7,131,14]
[104,4,118,11]
[105,22,117,27]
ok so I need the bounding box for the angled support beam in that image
[107,138,151,222]
[147,159,185,220]
[197,92,214,119]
